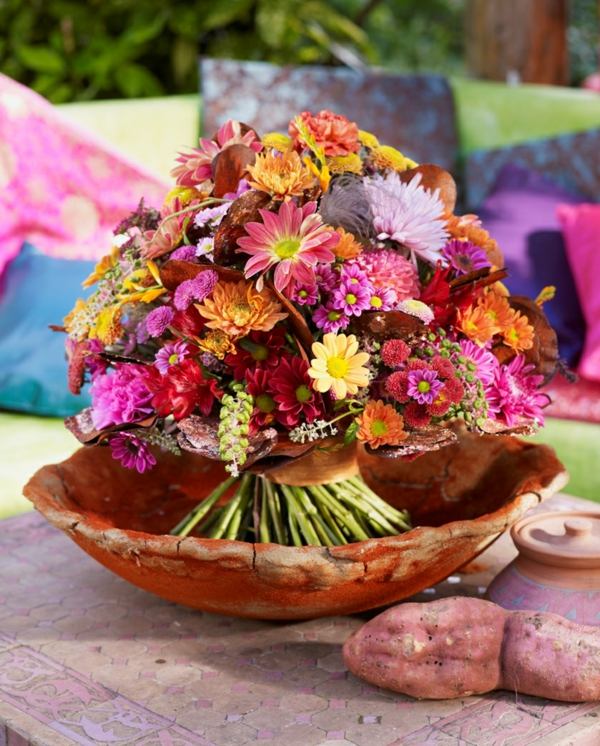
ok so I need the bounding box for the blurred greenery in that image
[0,0,597,103]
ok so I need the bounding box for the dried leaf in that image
[352,310,426,340]
[213,189,272,265]
[65,409,157,445]
[504,296,559,383]
[212,143,256,199]
[365,426,458,458]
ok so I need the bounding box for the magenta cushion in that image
[557,203,600,382]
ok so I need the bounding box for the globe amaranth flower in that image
[144,358,221,420]
[91,364,154,430]
[313,304,350,333]
[173,270,218,311]
[355,249,420,306]
[237,200,339,295]
[270,356,324,428]
[487,354,547,427]
[289,110,360,156]
[356,399,407,449]
[407,369,443,405]
[155,340,191,375]
[364,172,448,265]
[109,432,157,473]
[145,306,174,338]
[443,239,491,275]
[308,333,370,400]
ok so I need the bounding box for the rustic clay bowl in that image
[24,432,567,620]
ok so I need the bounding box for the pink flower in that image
[355,249,420,306]
[289,110,360,156]
[237,200,339,295]
[487,355,548,427]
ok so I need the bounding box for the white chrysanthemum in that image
[365,171,448,265]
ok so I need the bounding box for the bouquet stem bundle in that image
[171,475,411,546]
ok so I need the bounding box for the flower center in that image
[252,344,269,361]
[456,254,472,271]
[417,380,431,393]
[295,384,311,403]
[168,353,179,365]
[326,356,349,379]
[256,393,275,413]
[345,292,357,305]
[273,237,301,260]
[327,310,342,321]
[371,419,388,436]
[298,289,308,298]
[370,296,382,308]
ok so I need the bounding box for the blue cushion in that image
[0,243,94,416]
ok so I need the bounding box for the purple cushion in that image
[477,163,586,366]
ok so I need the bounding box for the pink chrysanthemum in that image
[91,364,154,430]
[458,339,498,386]
[487,355,548,427]
[355,249,420,306]
[313,304,350,333]
[443,239,491,275]
[364,172,448,265]
[238,201,339,295]
[407,368,443,405]
[109,432,157,473]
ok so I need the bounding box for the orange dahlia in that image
[356,400,407,449]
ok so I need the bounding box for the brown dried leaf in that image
[400,164,457,213]
[213,189,272,265]
[65,409,157,445]
[212,143,257,199]
[504,296,559,383]
[449,267,508,293]
[352,310,426,340]
[268,282,314,354]
[365,426,458,458]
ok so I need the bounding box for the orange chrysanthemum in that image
[356,399,408,449]
[501,310,535,352]
[458,303,499,345]
[196,329,236,359]
[246,150,315,199]
[196,279,288,340]
[446,212,503,267]
[479,291,514,329]
[334,227,363,260]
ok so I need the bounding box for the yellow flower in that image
[83,247,119,288]
[64,298,89,339]
[308,333,370,400]
[91,305,122,345]
[370,145,417,172]
[356,399,407,449]
[196,330,236,359]
[119,264,166,304]
[358,130,379,149]
[261,132,293,151]
[333,228,363,260]
[247,150,314,199]
[196,279,288,340]
[163,186,204,211]
[327,153,363,175]
[458,304,499,345]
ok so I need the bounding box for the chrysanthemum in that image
[91,364,154,430]
[170,245,198,262]
[407,369,443,405]
[458,339,498,386]
[238,201,339,295]
[246,368,277,427]
[381,339,411,368]
[196,280,287,341]
[155,340,191,375]
[443,239,491,275]
[173,270,218,311]
[196,330,236,360]
[333,227,363,260]
[144,358,220,420]
[501,309,535,352]
[145,306,174,338]
[369,145,417,173]
[331,279,372,316]
[308,333,370,400]
[289,110,360,156]
[109,432,157,474]
[327,153,363,175]
[355,249,420,305]
[458,303,499,346]
[397,299,435,325]
[487,355,547,427]
[446,213,503,267]
[357,399,407,449]
[364,172,448,265]
[225,329,285,380]
[313,304,350,333]
[368,287,395,311]
[292,282,319,306]
[270,356,324,427]
[246,150,314,199]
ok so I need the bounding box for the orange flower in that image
[356,399,407,449]
[501,310,535,352]
[446,212,503,267]
[479,291,513,329]
[458,303,499,345]
[196,279,288,340]
[246,150,314,199]
[289,110,360,157]
[334,227,363,260]
[195,330,236,359]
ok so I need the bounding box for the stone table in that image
[1,493,599,746]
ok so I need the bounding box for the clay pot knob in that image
[564,518,593,539]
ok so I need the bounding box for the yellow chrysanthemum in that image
[327,153,363,175]
[91,305,122,345]
[370,145,417,172]
[261,132,293,151]
[356,399,407,449]
[196,279,288,340]
[195,329,236,359]
[308,333,370,400]
[247,150,314,199]
[358,130,379,149]
[83,247,120,288]
[333,227,363,260]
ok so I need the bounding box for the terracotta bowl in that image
[24,432,567,620]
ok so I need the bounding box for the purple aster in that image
[443,239,491,275]
[314,263,338,292]
[292,282,319,306]
[109,432,157,473]
[91,364,154,430]
[155,340,191,375]
[313,304,350,333]
[407,368,443,405]
[173,270,218,311]
[171,245,198,262]
[145,306,174,338]
[369,287,395,311]
[193,202,230,228]
[331,279,372,316]
[487,354,548,427]
[458,339,498,386]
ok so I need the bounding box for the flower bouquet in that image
[61,109,560,548]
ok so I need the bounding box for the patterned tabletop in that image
[1,493,599,746]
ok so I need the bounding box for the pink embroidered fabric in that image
[0,74,168,276]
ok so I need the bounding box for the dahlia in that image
[364,172,448,265]
[144,358,220,420]
[246,150,314,199]
[487,355,547,427]
[90,364,154,430]
[196,280,288,340]
[270,356,324,427]
[443,239,491,275]
[109,432,157,474]
[308,333,370,400]
[238,201,339,295]
[289,110,360,157]
[356,400,407,449]
[355,249,420,305]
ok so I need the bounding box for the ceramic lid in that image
[511,511,600,569]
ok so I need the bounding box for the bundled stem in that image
[170,473,411,546]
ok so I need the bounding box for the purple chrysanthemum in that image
[487,355,547,427]
[369,287,395,311]
[145,306,174,338]
[331,279,372,316]
[443,239,491,275]
[171,245,198,262]
[314,263,338,292]
[109,432,157,473]
[459,339,498,386]
[340,261,370,287]
[407,368,443,405]
[173,270,218,311]
[193,202,231,228]
[313,304,350,333]
[292,282,319,306]
[91,364,154,430]
[155,340,191,375]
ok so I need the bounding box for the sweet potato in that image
[343,597,600,702]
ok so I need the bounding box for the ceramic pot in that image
[24,431,567,620]
[488,511,600,626]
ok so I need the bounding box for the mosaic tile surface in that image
[0,494,599,746]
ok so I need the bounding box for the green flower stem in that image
[308,488,348,545]
[310,484,371,541]
[280,485,321,546]
[287,510,303,547]
[224,475,252,540]
[259,478,271,543]
[265,480,287,545]
[210,474,251,539]
[170,476,237,537]
[333,487,400,535]
[345,477,411,529]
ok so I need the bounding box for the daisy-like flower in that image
[109,432,157,474]
[356,399,408,449]
[487,355,547,427]
[196,279,288,340]
[458,303,499,346]
[314,263,338,292]
[246,368,277,427]
[446,213,502,267]
[289,110,360,156]
[308,333,370,400]
[443,239,491,275]
[225,329,286,380]
[397,299,435,325]
[193,202,231,228]
[331,279,372,316]
[501,309,535,352]
[196,237,215,261]
[407,368,443,405]
[368,287,395,311]
[270,356,324,427]
[313,304,350,333]
[292,282,319,306]
[155,340,191,375]
[237,201,339,295]
[171,120,261,187]
[458,339,498,386]
[246,150,315,199]
[355,249,420,305]
[364,172,448,265]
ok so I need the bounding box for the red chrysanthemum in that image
[381,339,411,369]
[270,356,324,428]
[443,376,465,404]
[406,358,429,371]
[225,329,286,380]
[144,359,220,420]
[385,370,410,403]
[246,368,277,428]
[426,387,453,417]
[430,355,457,380]
[403,402,432,428]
